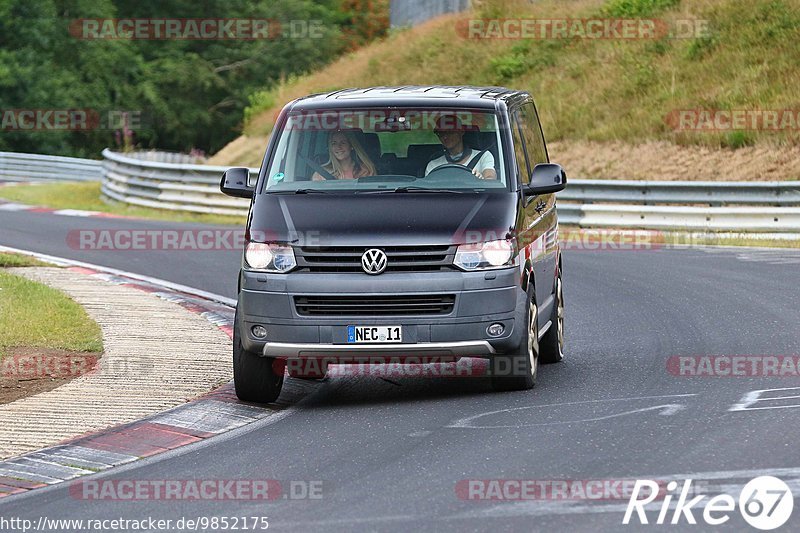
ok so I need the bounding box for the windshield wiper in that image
[268,188,329,194]
[359,186,466,194]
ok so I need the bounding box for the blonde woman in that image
[312,130,377,180]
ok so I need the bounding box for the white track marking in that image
[51,209,104,217]
[447,394,696,428]
[0,203,31,211]
[730,387,800,412]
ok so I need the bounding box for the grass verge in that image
[0,182,246,226]
[0,253,51,268]
[560,227,800,250]
[0,271,103,362]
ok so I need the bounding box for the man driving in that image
[425,115,497,179]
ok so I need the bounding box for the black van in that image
[220,86,566,403]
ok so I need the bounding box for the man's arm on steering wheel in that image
[474,151,497,180]
[478,167,497,179]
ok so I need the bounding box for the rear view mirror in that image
[220,167,254,198]
[524,163,567,196]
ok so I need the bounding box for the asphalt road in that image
[0,209,242,297]
[2,208,800,532]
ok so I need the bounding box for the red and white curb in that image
[0,380,306,496]
[0,198,133,220]
[0,248,311,499]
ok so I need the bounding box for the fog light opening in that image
[251,325,268,339]
[487,323,505,337]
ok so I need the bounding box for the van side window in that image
[510,111,530,185]
[518,103,548,167]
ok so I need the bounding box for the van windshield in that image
[261,107,508,193]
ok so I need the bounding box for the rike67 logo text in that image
[624,476,793,530]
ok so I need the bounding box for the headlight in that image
[454,239,515,271]
[244,242,296,273]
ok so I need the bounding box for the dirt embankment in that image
[549,141,800,181]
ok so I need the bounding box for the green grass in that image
[0,182,246,226]
[0,253,50,267]
[602,0,681,17]
[0,272,103,360]
[218,0,800,166]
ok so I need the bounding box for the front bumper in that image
[261,340,496,358]
[238,267,526,358]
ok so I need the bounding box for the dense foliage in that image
[0,0,388,158]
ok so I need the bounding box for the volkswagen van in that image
[220,86,567,403]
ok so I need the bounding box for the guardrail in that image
[0,151,102,182]
[556,204,800,232]
[558,179,800,232]
[562,179,800,206]
[3,149,800,232]
[101,149,254,217]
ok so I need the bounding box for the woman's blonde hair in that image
[324,130,376,178]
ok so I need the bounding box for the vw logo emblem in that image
[361,248,388,275]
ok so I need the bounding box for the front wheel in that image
[491,297,538,391]
[233,313,284,403]
[539,266,565,364]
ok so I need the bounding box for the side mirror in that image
[220,167,254,199]
[523,163,567,196]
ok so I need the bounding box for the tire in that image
[233,313,284,403]
[539,265,565,364]
[287,359,329,380]
[491,296,538,391]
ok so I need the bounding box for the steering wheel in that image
[429,163,470,172]
[427,163,483,179]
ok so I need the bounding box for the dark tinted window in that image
[510,111,530,185]
[518,103,548,167]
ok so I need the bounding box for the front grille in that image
[295,245,455,273]
[295,294,456,316]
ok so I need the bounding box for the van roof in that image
[288,85,529,111]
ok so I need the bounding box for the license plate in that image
[347,325,402,343]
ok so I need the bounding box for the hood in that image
[248,192,517,247]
